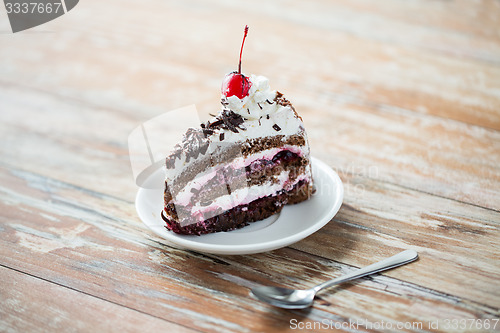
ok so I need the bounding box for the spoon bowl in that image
[251,287,316,309]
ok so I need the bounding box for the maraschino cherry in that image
[222,25,252,99]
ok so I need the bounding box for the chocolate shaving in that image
[219,110,245,133]
[182,128,210,163]
[273,124,281,131]
[208,119,223,128]
[223,118,238,132]
[200,200,213,207]
[165,143,183,168]
[199,142,209,155]
[202,128,214,137]
[206,110,244,132]
[165,110,246,168]
[266,114,270,119]
[275,91,295,111]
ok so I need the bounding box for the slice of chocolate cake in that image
[162,74,314,235]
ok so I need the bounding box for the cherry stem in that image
[238,25,249,74]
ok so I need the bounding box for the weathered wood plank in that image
[1,0,499,331]
[0,266,196,333]
[305,98,500,211]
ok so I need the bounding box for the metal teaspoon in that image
[251,249,418,309]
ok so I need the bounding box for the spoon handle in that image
[313,250,418,293]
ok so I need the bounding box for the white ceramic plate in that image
[136,157,343,255]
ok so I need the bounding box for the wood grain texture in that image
[0,266,196,333]
[1,0,499,332]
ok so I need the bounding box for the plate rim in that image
[136,156,343,255]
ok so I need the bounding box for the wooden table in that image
[1,0,499,332]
